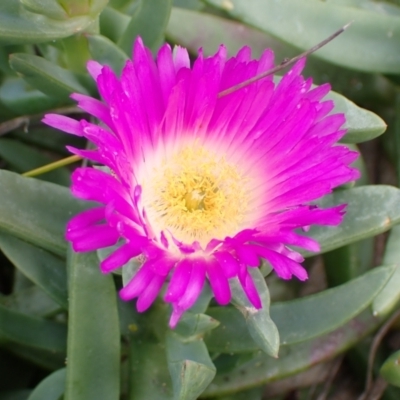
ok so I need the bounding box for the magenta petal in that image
[207,259,231,305]
[100,243,142,273]
[213,251,239,278]
[69,225,119,252]
[71,93,114,129]
[119,261,155,300]
[66,207,105,231]
[136,274,166,312]
[235,245,260,267]
[177,258,207,310]
[173,45,190,71]
[150,255,178,276]
[256,247,307,281]
[164,258,192,302]
[87,60,103,80]
[42,114,83,136]
[169,304,185,329]
[238,266,262,309]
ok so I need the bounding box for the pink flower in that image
[43,38,359,328]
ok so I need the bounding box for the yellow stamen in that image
[142,143,248,246]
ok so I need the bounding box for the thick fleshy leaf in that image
[174,312,220,341]
[205,0,400,74]
[230,268,279,357]
[12,127,78,155]
[323,237,374,286]
[65,250,120,400]
[57,0,108,17]
[214,387,263,400]
[0,170,88,256]
[203,308,383,397]
[0,233,68,308]
[128,339,172,400]
[0,286,61,318]
[173,0,204,10]
[87,34,129,75]
[0,139,70,186]
[0,77,62,115]
[9,53,89,101]
[99,6,130,43]
[166,7,269,57]
[0,303,66,354]
[373,224,400,316]
[205,266,394,352]
[3,342,65,371]
[166,332,216,400]
[204,307,254,353]
[271,266,394,345]
[380,350,400,387]
[0,0,96,45]
[20,0,69,20]
[64,252,120,400]
[323,152,374,287]
[118,0,172,54]
[303,185,400,256]
[27,368,66,400]
[327,90,387,143]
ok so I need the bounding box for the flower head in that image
[44,38,359,327]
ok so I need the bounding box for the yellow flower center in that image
[142,143,248,246]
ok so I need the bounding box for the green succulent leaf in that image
[64,250,120,400]
[0,139,70,186]
[373,224,400,316]
[0,233,68,309]
[0,78,62,115]
[214,387,264,400]
[174,312,220,341]
[380,349,400,387]
[27,368,66,400]
[0,286,61,318]
[87,34,129,75]
[4,342,65,371]
[204,0,400,74]
[204,308,383,397]
[206,266,394,352]
[230,268,279,357]
[58,0,109,18]
[271,266,394,345]
[323,237,374,287]
[9,53,89,100]
[99,6,130,43]
[166,7,269,57]
[303,185,400,256]
[0,170,88,256]
[118,0,172,54]
[0,303,67,354]
[127,340,172,400]
[328,91,387,143]
[20,0,69,20]
[166,332,216,400]
[0,0,96,45]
